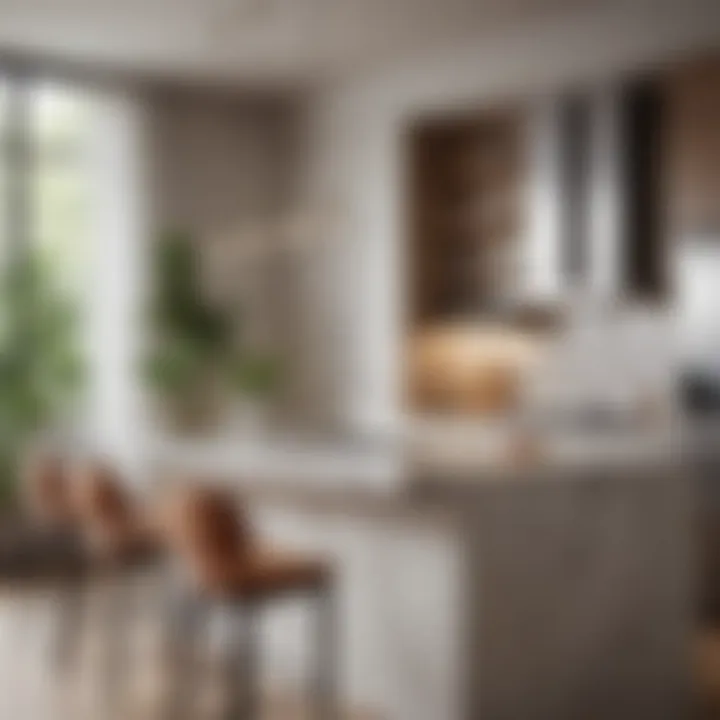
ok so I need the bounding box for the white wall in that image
[298,0,720,435]
[676,238,720,370]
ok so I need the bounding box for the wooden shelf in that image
[406,108,527,414]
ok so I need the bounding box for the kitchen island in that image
[432,462,692,720]
[151,431,696,720]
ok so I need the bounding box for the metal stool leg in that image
[46,580,87,720]
[163,591,203,720]
[101,574,135,719]
[53,580,86,675]
[314,582,337,720]
[225,600,260,720]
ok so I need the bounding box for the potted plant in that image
[146,229,281,436]
[226,352,282,436]
[145,230,233,433]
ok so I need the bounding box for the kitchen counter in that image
[149,426,699,720]
[149,420,696,498]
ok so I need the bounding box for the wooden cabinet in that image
[408,109,524,326]
[407,109,529,415]
[665,54,720,234]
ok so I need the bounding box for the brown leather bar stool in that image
[161,485,337,720]
[15,454,165,718]
[22,451,77,528]
[19,451,88,674]
[69,461,165,715]
[71,461,161,568]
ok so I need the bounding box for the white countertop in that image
[149,434,404,491]
[146,418,710,493]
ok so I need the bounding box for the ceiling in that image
[0,0,609,86]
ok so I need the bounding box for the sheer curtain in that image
[82,86,150,484]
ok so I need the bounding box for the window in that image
[0,78,13,270]
[0,72,147,467]
[32,83,91,287]
[0,73,94,449]
[0,75,91,284]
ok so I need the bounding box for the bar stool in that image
[19,451,88,673]
[161,484,337,720]
[22,451,77,529]
[70,461,164,716]
[71,461,161,568]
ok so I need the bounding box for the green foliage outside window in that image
[0,253,84,504]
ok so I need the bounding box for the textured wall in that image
[148,88,300,239]
[146,86,309,423]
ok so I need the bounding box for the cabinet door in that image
[666,55,720,234]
